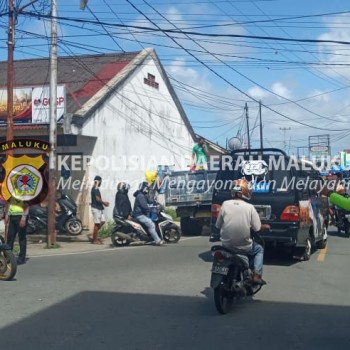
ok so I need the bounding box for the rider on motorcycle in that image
[114,182,132,220]
[133,182,163,246]
[215,178,270,285]
[321,173,345,225]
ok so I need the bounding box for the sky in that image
[1,0,350,157]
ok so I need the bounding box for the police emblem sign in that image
[0,139,49,205]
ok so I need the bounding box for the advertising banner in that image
[0,85,66,124]
[0,87,32,124]
[32,85,66,123]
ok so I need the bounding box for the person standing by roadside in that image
[91,176,109,244]
[5,198,29,265]
[191,137,209,171]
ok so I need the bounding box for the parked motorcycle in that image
[27,192,82,236]
[210,244,264,314]
[111,203,181,246]
[335,207,350,237]
[0,235,17,281]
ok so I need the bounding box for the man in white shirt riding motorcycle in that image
[215,178,270,285]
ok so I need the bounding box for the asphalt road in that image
[1,230,350,350]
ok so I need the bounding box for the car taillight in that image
[213,251,225,262]
[211,204,221,218]
[280,205,300,221]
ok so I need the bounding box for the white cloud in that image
[169,57,209,89]
[306,90,330,103]
[247,86,268,99]
[318,14,350,78]
[271,82,292,99]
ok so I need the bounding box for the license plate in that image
[254,205,271,220]
[211,264,229,275]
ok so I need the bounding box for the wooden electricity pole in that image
[6,0,15,142]
[7,0,39,142]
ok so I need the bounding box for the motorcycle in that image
[210,243,264,314]
[0,235,17,281]
[111,203,181,247]
[27,192,83,236]
[335,207,350,237]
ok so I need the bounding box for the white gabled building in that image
[0,48,196,228]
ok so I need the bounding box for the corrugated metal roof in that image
[0,50,196,141]
[0,52,140,114]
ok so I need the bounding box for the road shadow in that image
[327,227,350,238]
[198,249,213,263]
[198,246,298,267]
[263,246,300,266]
[1,291,349,350]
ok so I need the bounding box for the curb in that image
[26,233,112,256]
[26,236,201,258]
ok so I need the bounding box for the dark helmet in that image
[231,179,252,200]
[94,175,102,182]
[140,181,150,194]
[117,182,130,194]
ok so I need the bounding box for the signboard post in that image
[309,135,331,170]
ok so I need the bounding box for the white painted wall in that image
[74,54,194,223]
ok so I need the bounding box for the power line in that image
[85,3,124,52]
[20,11,350,46]
[131,0,348,130]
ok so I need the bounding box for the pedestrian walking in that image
[90,176,109,244]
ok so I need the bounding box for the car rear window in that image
[215,156,293,194]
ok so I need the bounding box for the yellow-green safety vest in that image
[8,199,25,216]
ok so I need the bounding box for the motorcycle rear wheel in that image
[163,225,181,243]
[0,249,17,281]
[214,284,233,314]
[111,231,130,247]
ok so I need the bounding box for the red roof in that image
[0,52,140,115]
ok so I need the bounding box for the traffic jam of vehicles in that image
[165,147,349,313]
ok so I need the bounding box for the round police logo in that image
[7,164,43,201]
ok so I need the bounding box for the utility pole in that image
[245,102,251,149]
[7,0,15,142]
[259,100,263,150]
[80,0,88,10]
[48,0,58,246]
[7,0,39,142]
[279,127,291,152]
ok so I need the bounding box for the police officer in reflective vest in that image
[5,198,29,265]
